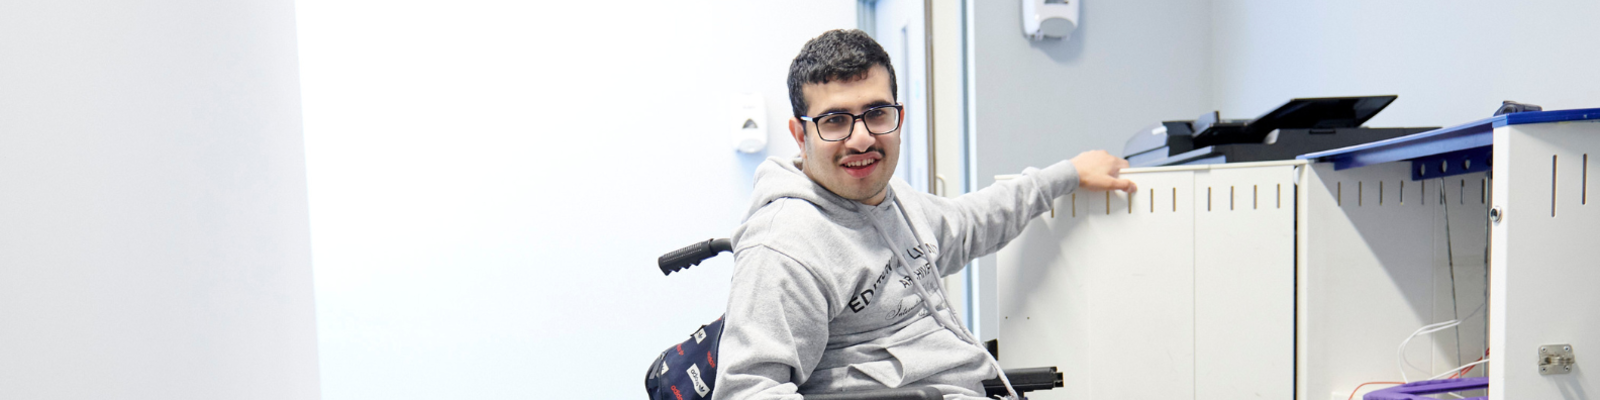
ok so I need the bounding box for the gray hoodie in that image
[712,156,1078,400]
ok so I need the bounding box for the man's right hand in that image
[1070,150,1137,193]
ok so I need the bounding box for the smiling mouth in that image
[839,151,883,178]
[844,158,877,168]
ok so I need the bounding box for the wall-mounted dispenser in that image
[1022,0,1079,41]
[731,92,767,154]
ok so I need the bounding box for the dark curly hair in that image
[787,29,898,119]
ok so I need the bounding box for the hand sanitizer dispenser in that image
[1022,0,1079,41]
[731,92,767,154]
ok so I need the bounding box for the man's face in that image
[789,66,901,206]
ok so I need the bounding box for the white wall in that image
[296,1,854,398]
[1212,0,1600,127]
[973,0,1215,182]
[0,0,319,399]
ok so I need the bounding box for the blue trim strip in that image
[1497,108,1600,127]
[1411,146,1492,181]
[1298,108,1600,170]
[1302,123,1493,170]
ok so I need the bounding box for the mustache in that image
[836,147,885,161]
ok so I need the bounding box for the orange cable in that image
[1450,347,1492,379]
[1348,381,1406,400]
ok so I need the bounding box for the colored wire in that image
[1449,352,1484,379]
[1397,300,1485,382]
[1449,348,1491,379]
[1429,358,1491,381]
[1394,183,1489,383]
[1440,179,1466,371]
[1347,381,1405,400]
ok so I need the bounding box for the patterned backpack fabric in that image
[646,316,724,400]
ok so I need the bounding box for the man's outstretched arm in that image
[929,150,1134,275]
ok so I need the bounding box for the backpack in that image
[645,316,724,400]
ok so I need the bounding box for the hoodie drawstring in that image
[871,197,1020,400]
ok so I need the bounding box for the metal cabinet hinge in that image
[1539,344,1576,375]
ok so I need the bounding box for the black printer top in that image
[1248,95,1398,134]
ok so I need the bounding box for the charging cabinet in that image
[993,109,1599,400]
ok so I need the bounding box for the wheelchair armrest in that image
[801,386,942,400]
[983,366,1064,397]
[796,366,1063,400]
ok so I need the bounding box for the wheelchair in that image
[646,239,1064,400]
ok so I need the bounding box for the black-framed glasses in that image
[800,104,904,142]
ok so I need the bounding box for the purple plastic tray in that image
[1364,377,1487,400]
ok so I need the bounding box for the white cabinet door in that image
[996,164,1297,400]
[1489,122,1600,400]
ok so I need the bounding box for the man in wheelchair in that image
[711,29,1135,400]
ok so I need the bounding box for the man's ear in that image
[788,117,806,156]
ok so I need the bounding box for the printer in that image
[1123,95,1438,167]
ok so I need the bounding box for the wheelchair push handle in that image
[658,238,732,275]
